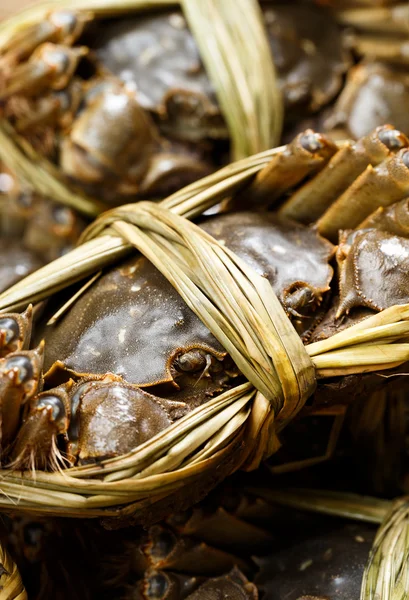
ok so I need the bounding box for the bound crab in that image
[0,165,336,469]
[0,1,350,206]
[1,125,409,488]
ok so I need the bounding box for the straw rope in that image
[0,544,27,600]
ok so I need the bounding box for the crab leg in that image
[317,147,409,241]
[0,306,32,357]
[347,34,409,65]
[0,43,87,101]
[0,343,43,451]
[231,130,337,210]
[358,196,409,235]
[269,406,346,474]
[143,525,250,575]
[14,81,83,133]
[279,125,407,224]
[334,5,409,35]
[10,382,72,471]
[166,505,273,553]
[0,11,91,68]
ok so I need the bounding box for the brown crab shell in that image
[38,211,334,392]
[92,3,349,142]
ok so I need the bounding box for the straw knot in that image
[81,201,316,435]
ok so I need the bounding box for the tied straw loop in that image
[81,201,317,442]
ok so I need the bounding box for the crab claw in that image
[10,382,72,471]
[0,305,32,358]
[0,43,88,101]
[0,342,44,451]
[0,10,91,68]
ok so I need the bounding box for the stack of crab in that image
[1,1,409,599]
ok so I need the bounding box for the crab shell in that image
[39,211,334,386]
[93,3,349,142]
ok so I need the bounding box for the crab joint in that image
[0,10,91,68]
[0,305,32,357]
[0,343,44,450]
[231,130,337,210]
[279,125,409,224]
[10,383,72,471]
[317,147,409,242]
[0,43,88,101]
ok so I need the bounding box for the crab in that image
[312,1,409,141]
[0,2,350,206]
[2,125,409,477]
[0,162,86,292]
[0,205,334,471]
[281,2,409,142]
[0,125,409,500]
[93,3,350,135]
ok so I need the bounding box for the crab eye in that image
[175,349,207,373]
[3,355,33,383]
[36,395,65,421]
[0,318,20,345]
[378,128,407,151]
[145,573,169,599]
